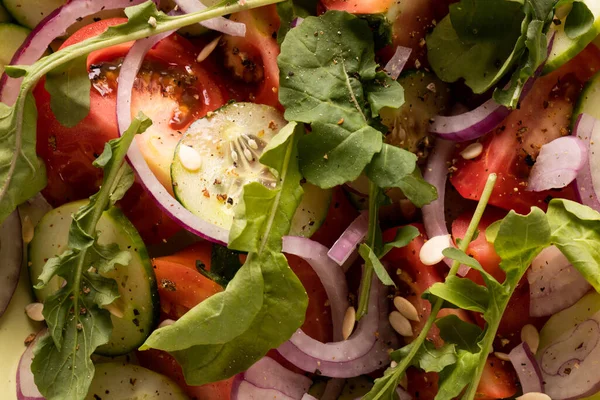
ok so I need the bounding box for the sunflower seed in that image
[25,303,44,322]
[197,35,222,63]
[394,296,420,322]
[342,306,356,340]
[460,142,483,160]
[419,234,452,266]
[521,324,540,354]
[516,393,551,400]
[389,311,413,337]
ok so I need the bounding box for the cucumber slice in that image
[28,201,160,356]
[172,102,331,238]
[544,0,600,74]
[574,69,600,122]
[537,291,600,399]
[380,70,450,161]
[3,0,65,29]
[86,363,189,399]
[0,23,30,76]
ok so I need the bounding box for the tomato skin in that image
[322,0,393,13]
[221,6,281,108]
[452,208,507,284]
[450,45,600,214]
[384,224,517,398]
[137,349,233,400]
[477,355,518,400]
[310,187,360,248]
[35,18,228,244]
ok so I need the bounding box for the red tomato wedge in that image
[34,18,228,243]
[450,45,600,214]
[322,0,393,14]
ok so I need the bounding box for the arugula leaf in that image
[365,144,417,188]
[381,225,420,257]
[362,174,499,400]
[276,0,317,44]
[0,94,47,224]
[31,113,151,400]
[564,1,595,38]
[279,11,404,188]
[436,315,483,353]
[428,0,555,108]
[142,122,308,384]
[427,276,490,313]
[427,1,524,94]
[434,209,551,400]
[0,0,284,226]
[358,243,395,286]
[547,198,600,291]
[44,56,91,128]
[392,341,458,373]
[395,168,438,208]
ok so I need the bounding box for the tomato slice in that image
[310,187,360,248]
[219,6,281,108]
[35,18,228,244]
[452,208,507,284]
[384,224,517,398]
[450,45,600,214]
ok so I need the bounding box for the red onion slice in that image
[527,136,588,191]
[0,0,148,106]
[0,211,23,318]
[283,236,349,338]
[430,34,555,142]
[278,274,398,377]
[116,29,230,244]
[384,46,412,81]
[428,98,511,142]
[16,329,45,400]
[575,113,600,211]
[539,316,600,399]
[528,246,591,317]
[509,342,544,394]
[422,139,455,270]
[171,0,246,37]
[327,211,368,268]
[231,357,312,400]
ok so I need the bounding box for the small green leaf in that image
[381,225,419,257]
[365,144,417,189]
[365,73,404,116]
[392,342,458,373]
[436,350,480,400]
[298,122,383,189]
[229,122,304,253]
[45,56,91,128]
[565,1,594,38]
[358,243,396,287]
[547,199,600,292]
[395,168,438,208]
[427,276,490,313]
[436,315,484,353]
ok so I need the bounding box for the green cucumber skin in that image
[543,0,600,75]
[573,69,600,126]
[86,363,189,400]
[28,201,160,356]
[3,0,65,29]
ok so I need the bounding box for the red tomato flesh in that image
[450,45,600,214]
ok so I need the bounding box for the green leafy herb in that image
[44,56,90,128]
[31,113,152,400]
[0,0,284,226]
[278,11,404,188]
[276,0,317,44]
[362,173,498,400]
[556,0,594,39]
[427,0,557,108]
[142,122,308,384]
[547,198,600,291]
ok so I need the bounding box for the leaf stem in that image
[356,179,380,320]
[385,173,497,389]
